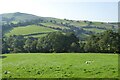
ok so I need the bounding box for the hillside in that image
[1,12,41,24]
[1,12,118,40]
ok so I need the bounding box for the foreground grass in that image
[1,53,118,78]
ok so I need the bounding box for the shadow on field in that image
[0,56,7,59]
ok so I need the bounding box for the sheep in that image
[85,60,94,64]
[4,71,10,74]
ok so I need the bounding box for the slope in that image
[1,12,118,39]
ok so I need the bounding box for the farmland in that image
[5,25,56,37]
[1,53,118,78]
[1,12,119,79]
[2,12,118,40]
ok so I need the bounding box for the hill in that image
[1,12,118,40]
[1,12,40,24]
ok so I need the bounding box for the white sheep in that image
[85,60,94,64]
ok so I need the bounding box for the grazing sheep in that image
[4,71,10,74]
[85,61,94,64]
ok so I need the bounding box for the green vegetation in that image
[3,32,80,53]
[5,25,56,37]
[92,22,110,28]
[83,28,106,33]
[28,34,47,38]
[1,12,119,79]
[40,22,69,29]
[2,30,120,54]
[2,12,118,40]
[70,21,88,27]
[1,12,40,24]
[2,53,118,78]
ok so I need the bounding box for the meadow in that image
[1,53,118,78]
[5,25,56,37]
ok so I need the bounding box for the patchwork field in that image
[2,12,118,40]
[1,53,118,78]
[40,23,69,29]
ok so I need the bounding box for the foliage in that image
[3,32,80,53]
[2,12,118,40]
[2,30,120,54]
[37,32,80,53]
[84,30,120,53]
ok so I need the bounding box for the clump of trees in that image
[36,32,80,53]
[2,32,80,53]
[2,30,120,54]
[84,30,120,53]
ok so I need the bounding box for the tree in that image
[24,37,37,53]
[69,42,80,52]
[4,35,25,53]
[118,27,120,34]
[11,35,25,53]
[36,36,52,53]
[84,35,100,52]
[98,30,119,53]
[2,38,9,53]
[36,32,80,53]
[84,30,120,53]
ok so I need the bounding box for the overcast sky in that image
[0,0,119,22]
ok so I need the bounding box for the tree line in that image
[2,30,120,54]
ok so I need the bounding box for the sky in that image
[0,0,119,22]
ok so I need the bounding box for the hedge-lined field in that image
[1,53,118,78]
[5,25,56,37]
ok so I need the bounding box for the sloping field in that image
[5,25,57,37]
[40,22,69,29]
[83,28,106,33]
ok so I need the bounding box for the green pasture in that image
[1,53,118,78]
[5,25,56,36]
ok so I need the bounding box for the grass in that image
[78,33,90,39]
[70,21,88,27]
[83,28,106,33]
[25,34,47,38]
[91,22,113,30]
[5,25,56,36]
[40,22,69,29]
[1,53,118,78]
[2,12,40,22]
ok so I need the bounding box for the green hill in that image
[1,12,118,40]
[1,12,40,24]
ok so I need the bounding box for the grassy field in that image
[83,28,106,33]
[40,23,69,29]
[1,53,118,78]
[5,25,56,37]
[70,21,88,27]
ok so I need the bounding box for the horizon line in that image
[0,12,118,23]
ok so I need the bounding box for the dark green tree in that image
[24,37,37,53]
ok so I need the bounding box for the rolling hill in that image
[1,12,118,40]
[1,12,40,24]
